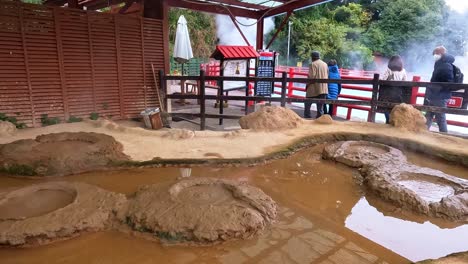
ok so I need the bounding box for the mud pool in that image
[0,145,467,263]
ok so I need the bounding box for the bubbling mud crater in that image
[324,141,468,222]
[0,182,127,247]
[0,188,76,221]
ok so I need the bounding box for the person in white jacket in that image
[378,55,407,124]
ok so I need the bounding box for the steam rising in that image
[215,15,275,49]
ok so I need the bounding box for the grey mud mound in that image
[0,121,16,136]
[0,132,130,176]
[239,106,304,130]
[323,140,407,168]
[0,182,127,246]
[122,178,277,244]
[314,114,333,125]
[324,141,468,222]
[390,103,427,132]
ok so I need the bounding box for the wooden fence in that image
[0,0,165,126]
[161,71,468,131]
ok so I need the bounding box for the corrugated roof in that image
[210,45,260,60]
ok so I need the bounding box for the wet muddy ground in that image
[0,145,467,263]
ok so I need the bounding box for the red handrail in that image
[200,62,467,129]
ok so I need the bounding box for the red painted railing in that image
[200,62,467,128]
[274,66,467,128]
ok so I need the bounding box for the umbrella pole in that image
[179,63,187,105]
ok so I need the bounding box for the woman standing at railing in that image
[378,55,407,124]
[323,60,342,116]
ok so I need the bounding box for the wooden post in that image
[463,86,468,109]
[199,70,206,131]
[369,73,380,122]
[218,60,224,125]
[54,8,69,120]
[281,71,287,107]
[87,13,97,112]
[114,16,125,118]
[19,5,35,126]
[158,69,166,111]
[256,18,264,50]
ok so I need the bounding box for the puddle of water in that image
[397,180,455,203]
[405,151,468,180]
[0,145,467,263]
[346,197,468,262]
[0,189,75,220]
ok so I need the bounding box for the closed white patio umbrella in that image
[173,15,193,66]
[173,15,193,104]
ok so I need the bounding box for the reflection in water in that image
[179,167,192,178]
[345,197,468,262]
[0,145,466,263]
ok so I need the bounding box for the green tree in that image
[364,0,445,56]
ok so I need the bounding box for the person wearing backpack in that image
[378,55,407,124]
[425,46,457,133]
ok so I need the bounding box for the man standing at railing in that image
[425,46,454,133]
[305,51,329,119]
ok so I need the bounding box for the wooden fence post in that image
[369,73,380,122]
[463,86,468,109]
[199,70,206,131]
[281,71,287,107]
[158,69,166,109]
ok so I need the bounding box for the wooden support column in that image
[140,16,147,108]
[114,16,125,118]
[256,18,264,50]
[87,13,97,112]
[266,12,291,50]
[19,5,35,126]
[228,14,251,47]
[54,8,69,120]
[162,0,169,74]
[67,0,79,8]
[143,0,169,75]
[143,0,164,19]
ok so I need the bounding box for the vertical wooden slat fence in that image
[0,0,164,126]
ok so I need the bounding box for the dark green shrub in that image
[40,114,60,126]
[0,112,27,129]
[90,112,99,120]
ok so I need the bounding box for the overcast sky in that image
[445,0,468,13]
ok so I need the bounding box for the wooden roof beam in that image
[206,0,269,10]
[261,0,331,17]
[167,0,261,19]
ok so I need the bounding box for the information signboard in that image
[255,51,276,96]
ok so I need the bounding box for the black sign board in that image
[255,51,276,96]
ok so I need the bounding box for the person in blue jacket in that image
[323,60,342,116]
[425,46,454,133]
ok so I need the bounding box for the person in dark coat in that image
[378,55,407,124]
[323,60,341,116]
[425,46,454,133]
